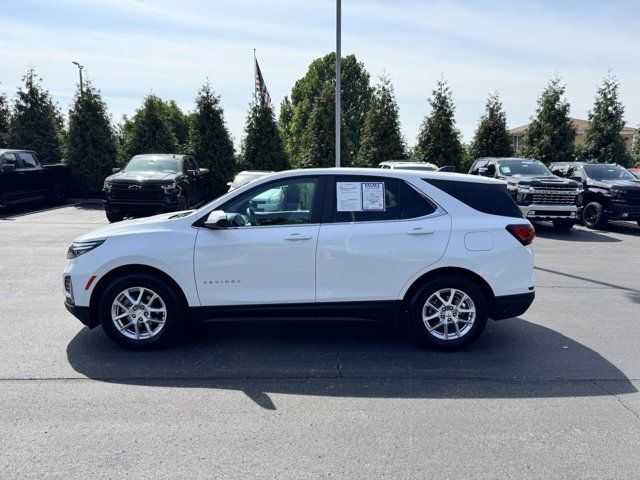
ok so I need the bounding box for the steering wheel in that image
[228,213,248,227]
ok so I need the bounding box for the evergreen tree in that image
[163,100,190,150]
[280,53,372,166]
[522,76,576,164]
[188,81,235,196]
[469,92,513,159]
[9,68,64,163]
[583,73,630,166]
[66,80,117,197]
[299,82,349,168]
[355,75,406,167]
[241,94,289,171]
[121,94,178,160]
[278,96,294,160]
[0,91,9,148]
[414,78,463,168]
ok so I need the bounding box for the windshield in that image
[583,164,637,181]
[232,173,265,188]
[498,160,553,177]
[123,158,180,174]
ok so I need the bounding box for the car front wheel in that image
[98,273,185,349]
[582,201,607,229]
[407,275,488,350]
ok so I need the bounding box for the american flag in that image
[254,57,272,109]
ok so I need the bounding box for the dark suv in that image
[550,162,640,229]
[103,154,210,222]
[468,157,582,231]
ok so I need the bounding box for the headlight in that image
[103,182,112,192]
[162,182,178,193]
[67,239,105,259]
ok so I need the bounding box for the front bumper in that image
[491,291,535,320]
[64,299,97,328]
[103,198,180,217]
[519,204,578,220]
[608,201,640,220]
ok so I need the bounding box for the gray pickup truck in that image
[0,149,71,207]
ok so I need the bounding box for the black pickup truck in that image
[0,149,70,207]
[103,153,211,222]
[550,162,640,229]
[469,157,582,231]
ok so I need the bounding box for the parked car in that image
[63,168,535,351]
[550,162,640,229]
[103,154,210,222]
[0,149,70,207]
[227,170,273,192]
[379,160,439,171]
[468,157,582,231]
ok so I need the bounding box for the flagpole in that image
[335,0,341,168]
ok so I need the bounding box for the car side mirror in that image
[226,181,232,187]
[478,166,494,177]
[199,168,209,175]
[112,167,121,174]
[1,163,16,172]
[187,169,197,176]
[569,176,582,183]
[204,210,228,229]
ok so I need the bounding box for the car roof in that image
[476,157,540,163]
[131,153,185,161]
[236,170,273,175]
[0,149,36,155]
[258,167,505,185]
[380,160,438,166]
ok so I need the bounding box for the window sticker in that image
[336,182,363,211]
[361,182,385,211]
[500,166,511,174]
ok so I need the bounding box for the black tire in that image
[407,275,488,351]
[106,213,123,223]
[552,219,575,231]
[49,183,67,205]
[98,272,185,349]
[582,201,607,229]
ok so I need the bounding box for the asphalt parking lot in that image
[1,202,639,479]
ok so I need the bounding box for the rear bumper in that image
[64,300,98,328]
[491,291,535,320]
[519,204,577,220]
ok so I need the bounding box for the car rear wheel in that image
[582,201,607,229]
[49,183,67,205]
[407,275,488,350]
[106,213,123,223]
[98,273,185,349]
[552,219,575,231]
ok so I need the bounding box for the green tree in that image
[163,100,190,149]
[583,73,630,166]
[9,68,64,163]
[299,82,350,168]
[121,94,178,160]
[469,92,513,159]
[188,81,235,196]
[414,78,463,168]
[280,52,372,166]
[355,75,406,167]
[632,127,640,166]
[522,76,576,164]
[66,81,117,197]
[0,91,10,148]
[240,95,289,171]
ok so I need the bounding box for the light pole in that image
[335,0,341,168]
[72,61,84,95]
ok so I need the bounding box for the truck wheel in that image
[582,201,607,229]
[106,213,123,223]
[407,275,488,351]
[49,183,67,205]
[552,219,575,231]
[99,272,185,349]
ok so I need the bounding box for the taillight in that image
[506,224,535,246]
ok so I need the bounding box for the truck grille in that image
[623,189,640,206]
[110,184,165,203]
[532,186,576,205]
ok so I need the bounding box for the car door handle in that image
[406,228,435,235]
[284,233,312,241]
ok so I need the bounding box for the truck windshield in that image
[124,158,180,174]
[583,164,637,181]
[498,160,553,177]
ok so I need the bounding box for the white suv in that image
[63,168,535,350]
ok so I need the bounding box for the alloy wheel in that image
[110,287,167,340]
[422,288,476,341]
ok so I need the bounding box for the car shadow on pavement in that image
[0,200,102,221]
[533,223,622,242]
[66,319,636,410]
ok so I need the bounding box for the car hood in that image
[504,175,579,188]
[105,171,180,184]
[74,211,193,242]
[589,179,640,190]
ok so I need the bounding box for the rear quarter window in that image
[425,179,523,218]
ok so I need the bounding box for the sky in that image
[1,0,638,150]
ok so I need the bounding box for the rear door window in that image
[18,153,38,168]
[425,178,523,218]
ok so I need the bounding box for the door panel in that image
[316,215,451,302]
[194,225,319,305]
